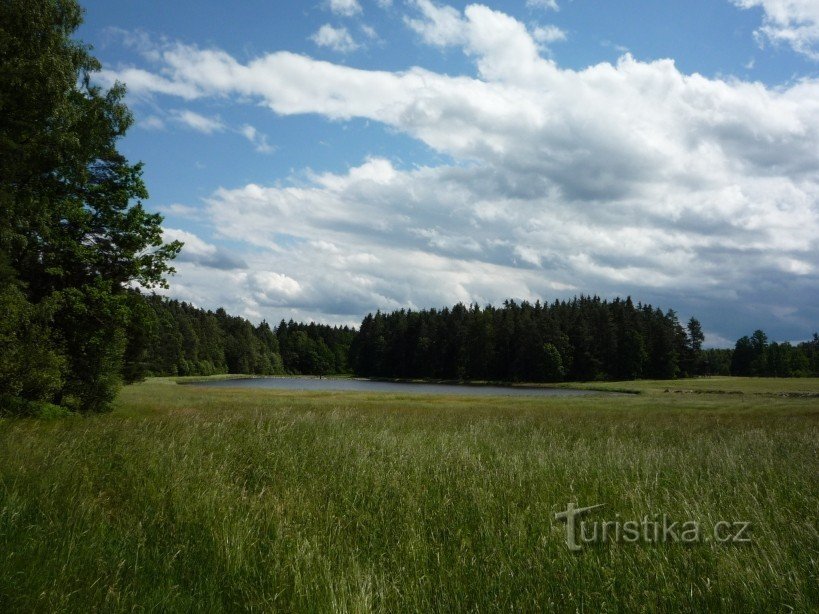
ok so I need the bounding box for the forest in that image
[124,295,355,380]
[351,297,692,382]
[130,294,818,383]
[350,297,818,382]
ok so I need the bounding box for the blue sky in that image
[79,0,818,346]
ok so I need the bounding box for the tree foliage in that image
[350,296,700,382]
[349,300,818,382]
[730,330,817,377]
[125,296,355,379]
[108,293,819,384]
[0,0,180,413]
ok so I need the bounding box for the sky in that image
[78,0,819,347]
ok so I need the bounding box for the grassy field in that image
[0,378,817,612]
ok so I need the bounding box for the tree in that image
[0,0,181,412]
[684,317,705,375]
[687,318,705,353]
[700,348,732,376]
[644,309,679,379]
[731,336,751,376]
[620,330,648,380]
[749,330,769,375]
[542,343,565,382]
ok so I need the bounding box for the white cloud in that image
[247,271,303,303]
[406,3,550,81]
[163,228,247,270]
[159,203,200,218]
[405,0,466,47]
[532,24,567,44]
[527,0,560,11]
[97,66,201,100]
[239,124,274,153]
[361,24,378,39]
[107,4,819,335]
[310,24,360,53]
[146,109,272,151]
[203,156,817,310]
[732,0,819,59]
[171,109,225,133]
[328,0,362,17]
[139,115,165,130]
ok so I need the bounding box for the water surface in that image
[194,377,605,397]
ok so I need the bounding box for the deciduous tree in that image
[0,0,181,412]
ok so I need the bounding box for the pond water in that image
[193,377,606,397]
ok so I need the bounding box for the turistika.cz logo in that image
[554,503,752,551]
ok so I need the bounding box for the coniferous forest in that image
[351,297,697,382]
[123,295,355,380]
[350,297,818,382]
[128,294,819,384]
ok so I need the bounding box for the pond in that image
[192,377,608,397]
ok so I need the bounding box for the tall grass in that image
[0,379,817,611]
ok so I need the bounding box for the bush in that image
[0,394,70,419]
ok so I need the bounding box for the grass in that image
[0,377,817,612]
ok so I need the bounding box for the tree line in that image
[350,297,703,382]
[691,333,817,379]
[350,298,818,382]
[730,330,818,377]
[123,295,355,380]
[128,295,818,384]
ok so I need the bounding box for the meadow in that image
[0,377,817,612]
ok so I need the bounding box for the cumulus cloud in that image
[247,271,303,305]
[405,0,465,46]
[405,2,560,79]
[328,0,362,17]
[733,0,819,59]
[310,24,360,53]
[104,3,819,339]
[204,157,817,315]
[532,24,567,44]
[163,228,247,270]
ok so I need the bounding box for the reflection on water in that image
[193,377,606,397]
